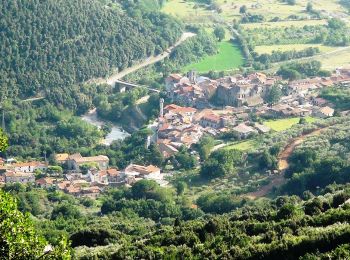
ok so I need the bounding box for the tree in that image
[197,136,215,161]
[277,68,301,80]
[286,0,296,5]
[328,18,346,30]
[200,149,242,179]
[0,190,71,259]
[239,5,247,14]
[299,117,307,124]
[131,179,159,199]
[264,85,282,105]
[51,202,81,220]
[304,198,323,215]
[70,228,118,247]
[276,203,299,220]
[173,147,196,170]
[306,2,313,12]
[259,150,278,170]
[174,181,187,195]
[214,26,226,42]
[148,143,164,166]
[0,128,8,152]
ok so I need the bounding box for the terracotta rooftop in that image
[125,164,160,175]
[319,106,334,115]
[168,74,183,81]
[5,171,34,177]
[13,161,47,167]
[55,153,69,162]
[233,124,256,134]
[201,113,221,123]
[36,177,55,185]
[68,153,109,163]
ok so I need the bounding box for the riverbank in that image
[81,109,130,145]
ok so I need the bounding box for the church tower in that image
[159,98,164,118]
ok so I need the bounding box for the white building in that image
[124,164,162,182]
[12,161,48,173]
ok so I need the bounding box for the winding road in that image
[244,126,329,199]
[97,32,196,86]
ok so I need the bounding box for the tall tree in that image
[264,85,282,105]
[214,26,226,42]
[0,191,71,259]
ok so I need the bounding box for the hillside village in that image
[1,67,350,198]
[155,67,350,157]
[0,154,165,198]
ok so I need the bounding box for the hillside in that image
[0,0,182,98]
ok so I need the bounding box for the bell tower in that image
[159,98,164,118]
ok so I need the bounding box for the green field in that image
[314,47,350,70]
[162,0,346,24]
[162,0,350,71]
[223,140,257,151]
[161,0,214,24]
[254,44,337,55]
[241,19,328,30]
[184,41,244,72]
[263,117,316,132]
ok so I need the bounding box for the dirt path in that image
[244,127,327,199]
[21,96,45,102]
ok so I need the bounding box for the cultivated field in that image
[263,117,316,132]
[162,0,350,71]
[217,0,347,21]
[223,139,257,151]
[241,19,328,29]
[184,41,244,72]
[254,44,337,55]
[162,0,216,24]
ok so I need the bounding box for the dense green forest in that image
[0,0,182,98]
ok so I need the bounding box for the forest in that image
[0,0,183,98]
[2,0,350,258]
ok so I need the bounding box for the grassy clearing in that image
[162,0,346,25]
[263,117,316,132]
[218,0,345,21]
[184,41,244,72]
[315,47,350,70]
[254,44,336,55]
[266,45,350,71]
[223,139,258,151]
[161,0,215,24]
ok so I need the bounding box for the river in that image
[81,109,130,145]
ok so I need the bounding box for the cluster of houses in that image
[156,103,273,157]
[2,67,350,198]
[0,153,166,198]
[155,67,350,157]
[166,68,350,110]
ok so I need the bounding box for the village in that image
[0,154,165,198]
[155,67,350,158]
[1,67,350,198]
